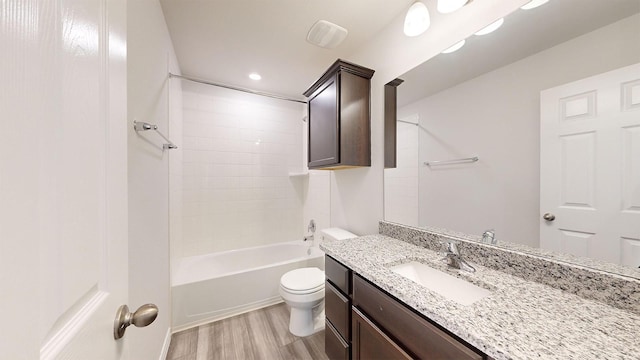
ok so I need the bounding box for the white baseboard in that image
[159,327,172,360]
[172,298,284,333]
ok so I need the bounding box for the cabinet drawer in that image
[325,281,350,340]
[325,255,351,295]
[352,307,411,360]
[325,319,349,360]
[353,274,484,360]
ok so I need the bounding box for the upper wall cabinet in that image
[304,59,375,170]
[384,78,404,169]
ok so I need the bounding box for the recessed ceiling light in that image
[442,40,466,54]
[474,18,504,36]
[437,0,468,14]
[404,2,430,37]
[521,0,549,10]
[249,73,262,81]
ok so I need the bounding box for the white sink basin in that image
[389,261,492,305]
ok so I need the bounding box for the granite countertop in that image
[320,234,640,360]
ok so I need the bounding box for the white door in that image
[1,0,130,359]
[540,63,640,266]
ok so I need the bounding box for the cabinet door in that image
[326,320,350,360]
[326,281,350,340]
[352,307,412,360]
[308,74,339,168]
[353,275,485,360]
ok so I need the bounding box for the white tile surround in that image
[303,171,331,242]
[383,115,419,227]
[178,82,306,257]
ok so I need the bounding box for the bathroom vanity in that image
[321,223,640,360]
[325,254,487,360]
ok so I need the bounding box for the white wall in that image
[333,0,529,235]
[384,116,420,227]
[127,0,182,358]
[177,82,305,257]
[396,14,640,247]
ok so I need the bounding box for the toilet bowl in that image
[279,228,358,337]
[279,267,325,337]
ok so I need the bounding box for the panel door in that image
[0,0,129,358]
[308,73,339,168]
[351,308,412,360]
[540,63,640,266]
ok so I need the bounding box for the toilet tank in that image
[320,228,358,242]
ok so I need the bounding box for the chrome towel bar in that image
[133,120,178,150]
[424,156,478,166]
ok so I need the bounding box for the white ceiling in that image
[159,0,414,101]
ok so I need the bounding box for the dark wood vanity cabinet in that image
[352,274,485,360]
[352,307,412,360]
[384,78,404,169]
[304,59,375,170]
[325,255,352,360]
[325,255,488,360]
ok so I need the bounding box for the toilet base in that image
[288,302,325,337]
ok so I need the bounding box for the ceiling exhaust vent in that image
[306,20,348,49]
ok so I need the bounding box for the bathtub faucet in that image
[304,219,316,242]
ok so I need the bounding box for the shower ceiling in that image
[159,0,414,101]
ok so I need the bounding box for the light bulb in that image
[442,40,465,54]
[249,73,262,80]
[521,0,549,10]
[404,2,430,37]
[474,18,504,36]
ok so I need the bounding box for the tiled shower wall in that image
[177,82,306,257]
[383,115,419,227]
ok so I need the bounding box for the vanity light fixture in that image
[521,0,549,10]
[404,1,430,37]
[474,18,504,35]
[437,0,469,14]
[249,73,262,80]
[442,40,465,54]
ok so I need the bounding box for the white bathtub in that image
[171,241,325,331]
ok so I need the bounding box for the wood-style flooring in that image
[166,303,329,360]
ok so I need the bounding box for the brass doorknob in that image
[543,213,556,221]
[114,303,158,340]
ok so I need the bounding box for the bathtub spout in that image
[303,234,314,242]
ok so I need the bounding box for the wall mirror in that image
[384,0,640,277]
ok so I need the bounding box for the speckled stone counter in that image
[320,235,640,360]
[379,221,640,315]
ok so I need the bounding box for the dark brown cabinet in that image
[304,59,374,170]
[325,255,352,360]
[352,307,412,360]
[384,78,404,169]
[324,255,488,360]
[353,274,485,360]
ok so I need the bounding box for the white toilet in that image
[279,228,357,337]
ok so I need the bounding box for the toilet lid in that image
[280,267,325,293]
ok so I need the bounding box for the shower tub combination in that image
[172,240,324,331]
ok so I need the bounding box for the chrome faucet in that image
[304,219,316,242]
[443,241,476,273]
[482,229,496,244]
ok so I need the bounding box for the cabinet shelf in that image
[288,171,309,178]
